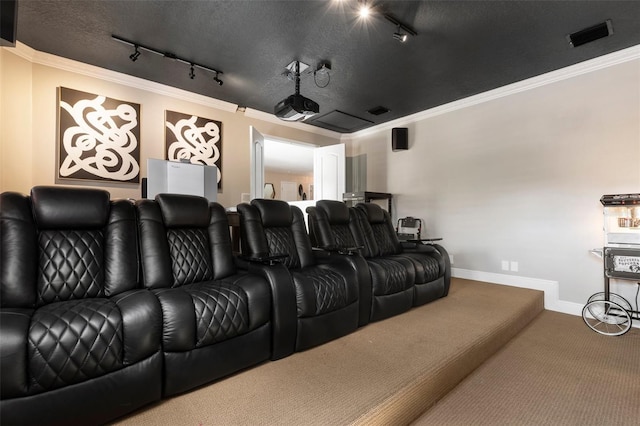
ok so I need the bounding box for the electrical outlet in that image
[501,260,509,271]
[510,261,519,272]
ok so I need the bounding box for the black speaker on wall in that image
[392,127,408,151]
[0,0,18,47]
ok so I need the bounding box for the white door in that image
[313,143,345,201]
[280,181,298,201]
[249,126,264,200]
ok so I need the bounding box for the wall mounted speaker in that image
[392,127,408,151]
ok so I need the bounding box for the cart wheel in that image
[586,292,632,311]
[582,300,632,336]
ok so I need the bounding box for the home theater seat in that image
[135,194,273,396]
[1,187,454,425]
[308,199,417,322]
[355,202,451,306]
[237,199,361,351]
[0,187,163,425]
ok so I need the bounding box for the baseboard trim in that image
[452,268,583,317]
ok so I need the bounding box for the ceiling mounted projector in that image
[275,61,319,122]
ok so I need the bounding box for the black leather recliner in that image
[136,194,273,396]
[237,199,360,351]
[308,200,416,322]
[0,186,163,425]
[355,202,451,304]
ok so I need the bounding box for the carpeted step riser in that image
[112,279,544,425]
[353,291,543,425]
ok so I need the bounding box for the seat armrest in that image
[403,238,442,247]
[320,245,364,256]
[112,290,162,363]
[236,260,297,360]
[431,243,451,296]
[0,309,33,398]
[238,253,288,265]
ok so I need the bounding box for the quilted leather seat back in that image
[137,194,236,288]
[158,195,213,286]
[240,199,316,269]
[356,203,402,257]
[314,200,358,249]
[26,186,138,305]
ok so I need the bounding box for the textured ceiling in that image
[13,0,640,133]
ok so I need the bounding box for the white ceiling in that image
[264,139,314,175]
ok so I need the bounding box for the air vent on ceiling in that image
[309,110,374,132]
[368,106,390,116]
[567,19,613,47]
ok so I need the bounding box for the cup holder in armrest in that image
[321,245,364,255]
[239,253,288,265]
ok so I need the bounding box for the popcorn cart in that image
[583,194,640,336]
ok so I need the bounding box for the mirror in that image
[264,183,275,199]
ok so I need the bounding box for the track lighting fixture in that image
[393,25,408,42]
[129,44,140,61]
[112,35,224,87]
[385,14,416,41]
[354,3,416,42]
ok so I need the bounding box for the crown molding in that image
[342,44,640,141]
[4,41,239,112]
[6,41,639,142]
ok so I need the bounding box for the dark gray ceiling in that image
[14,0,640,133]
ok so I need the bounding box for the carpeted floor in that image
[113,279,543,425]
[414,309,640,425]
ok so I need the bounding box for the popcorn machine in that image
[583,194,640,335]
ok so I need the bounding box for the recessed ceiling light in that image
[358,5,371,18]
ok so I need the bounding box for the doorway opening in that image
[264,138,314,201]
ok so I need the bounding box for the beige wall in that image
[1,48,33,192]
[0,46,340,207]
[345,56,640,305]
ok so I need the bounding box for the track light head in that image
[189,64,195,79]
[393,32,408,43]
[129,45,141,61]
[393,25,408,42]
[213,73,223,86]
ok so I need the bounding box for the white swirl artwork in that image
[165,110,222,188]
[58,87,140,183]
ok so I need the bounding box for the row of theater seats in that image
[0,186,450,425]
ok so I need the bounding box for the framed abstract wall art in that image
[57,87,141,183]
[165,110,222,189]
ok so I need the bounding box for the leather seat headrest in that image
[357,202,385,223]
[252,199,292,227]
[31,186,110,229]
[317,200,350,224]
[156,194,210,227]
